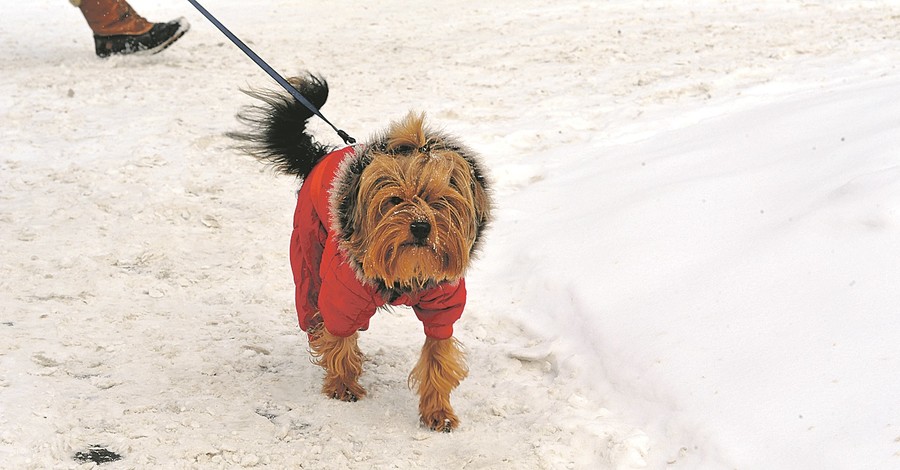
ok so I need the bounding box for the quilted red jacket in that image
[289,146,466,339]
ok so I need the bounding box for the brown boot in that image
[76,0,153,36]
[74,0,190,58]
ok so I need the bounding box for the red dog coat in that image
[290,146,466,339]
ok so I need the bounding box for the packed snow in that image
[2,1,899,469]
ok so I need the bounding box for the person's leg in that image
[71,0,189,58]
[74,0,153,36]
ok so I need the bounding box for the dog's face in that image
[333,113,491,292]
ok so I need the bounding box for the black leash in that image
[187,0,356,145]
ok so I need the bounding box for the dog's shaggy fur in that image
[231,74,491,431]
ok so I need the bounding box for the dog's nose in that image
[410,221,431,241]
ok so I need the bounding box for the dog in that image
[230,74,492,431]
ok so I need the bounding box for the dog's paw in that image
[331,389,359,402]
[435,418,453,433]
[421,412,459,432]
[323,380,367,402]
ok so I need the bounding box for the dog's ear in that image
[467,159,492,254]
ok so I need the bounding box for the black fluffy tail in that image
[229,73,334,179]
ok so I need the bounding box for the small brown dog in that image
[231,74,492,431]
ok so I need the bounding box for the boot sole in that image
[139,18,190,56]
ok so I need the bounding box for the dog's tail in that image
[229,73,334,179]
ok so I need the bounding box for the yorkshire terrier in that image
[230,74,492,431]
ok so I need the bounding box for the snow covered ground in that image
[2,1,900,468]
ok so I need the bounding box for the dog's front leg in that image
[308,326,366,401]
[409,336,468,431]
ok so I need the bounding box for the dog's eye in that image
[381,196,403,214]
